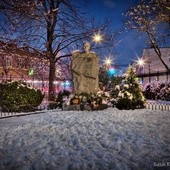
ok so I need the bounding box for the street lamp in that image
[103,57,113,67]
[137,57,151,83]
[103,57,114,88]
[146,59,151,83]
[136,58,145,83]
[137,58,145,66]
[92,33,103,43]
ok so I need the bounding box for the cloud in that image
[103,0,116,9]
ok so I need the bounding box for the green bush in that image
[0,80,44,112]
[116,98,133,110]
[48,102,59,110]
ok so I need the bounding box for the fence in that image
[0,110,46,119]
[0,101,62,119]
[145,100,170,111]
[0,100,170,119]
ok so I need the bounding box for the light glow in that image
[25,80,59,84]
[103,57,113,66]
[137,58,145,66]
[92,33,103,43]
[108,68,116,76]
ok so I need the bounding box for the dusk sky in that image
[86,0,145,67]
[0,0,147,67]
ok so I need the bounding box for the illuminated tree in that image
[125,0,170,71]
[116,66,145,110]
[0,0,115,101]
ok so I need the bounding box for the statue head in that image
[83,41,91,53]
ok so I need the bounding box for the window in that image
[18,58,25,68]
[5,56,12,67]
[30,60,35,68]
[30,60,39,69]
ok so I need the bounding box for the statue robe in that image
[71,51,99,94]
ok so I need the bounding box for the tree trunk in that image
[146,31,170,72]
[153,47,170,72]
[48,58,56,101]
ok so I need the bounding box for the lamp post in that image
[103,57,114,88]
[137,58,145,83]
[146,50,152,83]
[146,59,151,83]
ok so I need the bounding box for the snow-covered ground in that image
[0,108,170,170]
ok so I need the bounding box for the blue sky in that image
[86,0,145,66]
[0,0,147,68]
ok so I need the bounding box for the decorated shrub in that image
[61,91,109,111]
[0,80,44,112]
[115,66,145,110]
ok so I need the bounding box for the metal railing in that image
[0,101,61,119]
[145,100,170,111]
[0,110,46,119]
[0,100,169,119]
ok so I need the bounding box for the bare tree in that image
[125,0,170,71]
[0,0,115,101]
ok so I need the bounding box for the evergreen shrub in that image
[0,80,44,112]
[115,66,145,110]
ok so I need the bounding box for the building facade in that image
[0,41,70,94]
[140,48,170,84]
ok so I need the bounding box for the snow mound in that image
[0,108,170,170]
